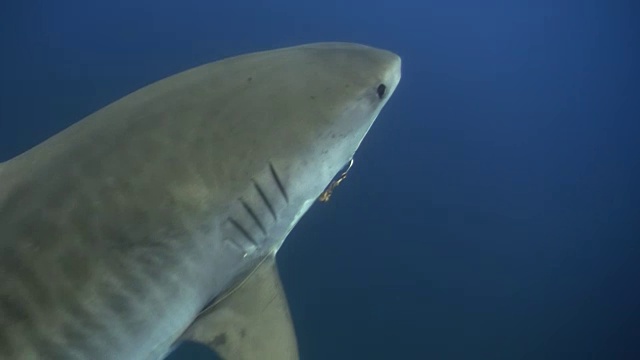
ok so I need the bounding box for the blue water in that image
[1,1,638,359]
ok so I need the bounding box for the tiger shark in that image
[0,42,401,359]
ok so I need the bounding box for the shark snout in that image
[378,50,402,102]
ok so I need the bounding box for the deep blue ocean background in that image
[1,1,638,359]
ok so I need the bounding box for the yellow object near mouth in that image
[319,158,354,202]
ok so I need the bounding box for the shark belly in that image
[0,167,290,359]
[0,134,309,360]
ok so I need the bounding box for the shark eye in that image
[376,84,387,99]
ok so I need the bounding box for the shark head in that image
[235,42,402,207]
[291,42,401,169]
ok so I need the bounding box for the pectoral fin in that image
[181,256,298,360]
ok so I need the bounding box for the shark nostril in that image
[376,84,387,99]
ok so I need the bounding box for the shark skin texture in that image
[0,42,401,360]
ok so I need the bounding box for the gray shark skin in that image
[0,42,401,359]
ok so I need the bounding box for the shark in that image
[0,42,401,359]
